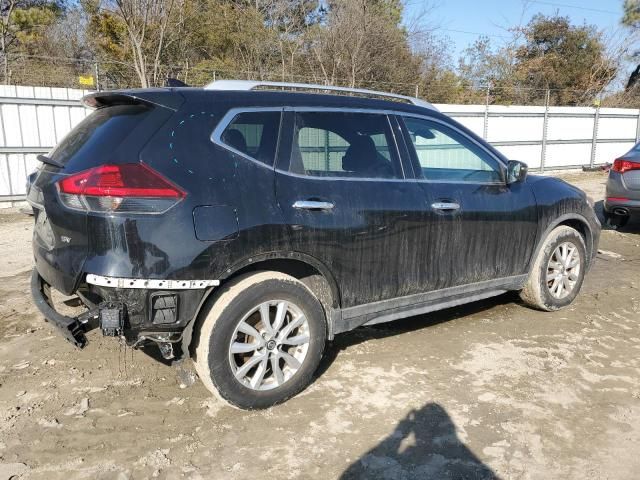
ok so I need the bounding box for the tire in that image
[520,225,587,311]
[193,271,327,409]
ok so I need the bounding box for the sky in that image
[404,0,629,82]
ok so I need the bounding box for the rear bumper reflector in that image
[86,274,220,290]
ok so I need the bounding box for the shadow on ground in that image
[340,402,498,479]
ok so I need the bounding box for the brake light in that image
[607,197,629,202]
[57,163,185,214]
[612,158,640,173]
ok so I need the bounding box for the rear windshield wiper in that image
[37,154,64,169]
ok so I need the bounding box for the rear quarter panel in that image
[82,93,291,283]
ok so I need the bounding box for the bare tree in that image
[0,0,59,83]
[259,0,316,81]
[0,0,17,81]
[103,0,176,87]
[305,0,419,93]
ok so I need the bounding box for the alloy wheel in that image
[228,300,310,391]
[546,241,581,299]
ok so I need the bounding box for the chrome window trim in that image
[210,106,284,170]
[273,168,410,182]
[409,178,504,186]
[210,105,507,183]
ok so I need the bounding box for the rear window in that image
[220,111,281,166]
[49,104,152,166]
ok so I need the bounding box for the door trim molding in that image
[334,274,527,334]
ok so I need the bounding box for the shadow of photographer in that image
[340,402,498,480]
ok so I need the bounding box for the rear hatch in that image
[29,90,183,294]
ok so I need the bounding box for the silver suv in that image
[605,143,640,228]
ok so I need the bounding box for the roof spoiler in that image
[81,90,184,111]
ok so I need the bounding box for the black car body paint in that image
[29,87,601,359]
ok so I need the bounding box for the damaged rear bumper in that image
[30,269,94,348]
[30,268,216,359]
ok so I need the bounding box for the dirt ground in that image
[1,170,639,480]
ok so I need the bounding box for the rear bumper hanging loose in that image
[30,269,93,348]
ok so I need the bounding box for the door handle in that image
[431,202,460,211]
[292,200,335,211]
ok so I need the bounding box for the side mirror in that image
[507,160,528,184]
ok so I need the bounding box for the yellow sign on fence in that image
[78,75,95,87]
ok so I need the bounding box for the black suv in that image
[28,81,600,409]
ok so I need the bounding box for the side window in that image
[402,117,503,183]
[289,111,401,179]
[220,111,281,166]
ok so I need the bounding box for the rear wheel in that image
[520,225,587,311]
[193,271,327,409]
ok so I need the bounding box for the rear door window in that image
[220,111,281,166]
[288,111,401,179]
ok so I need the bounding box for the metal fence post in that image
[540,89,550,173]
[94,62,101,91]
[415,84,419,98]
[483,84,490,140]
[635,109,640,143]
[590,101,601,168]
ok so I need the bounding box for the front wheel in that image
[520,225,587,311]
[193,271,327,409]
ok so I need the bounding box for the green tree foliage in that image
[186,1,277,83]
[512,15,616,105]
[458,36,516,103]
[0,0,62,81]
[623,0,640,28]
[460,15,616,106]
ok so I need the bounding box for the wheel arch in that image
[217,252,341,309]
[527,213,594,274]
[180,252,342,359]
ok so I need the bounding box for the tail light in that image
[607,197,629,202]
[612,158,640,174]
[57,163,185,214]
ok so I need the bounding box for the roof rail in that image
[204,79,436,110]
